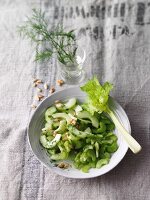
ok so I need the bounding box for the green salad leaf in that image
[80,76,113,114]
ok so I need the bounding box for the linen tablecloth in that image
[0,0,150,199]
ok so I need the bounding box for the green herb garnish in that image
[18,9,77,64]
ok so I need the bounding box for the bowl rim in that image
[27,86,131,179]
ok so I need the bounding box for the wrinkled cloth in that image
[0,0,150,200]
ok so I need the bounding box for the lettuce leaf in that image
[80,77,113,114]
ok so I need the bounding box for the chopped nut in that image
[37,87,42,92]
[55,100,60,104]
[35,95,40,101]
[38,94,44,98]
[33,78,39,83]
[36,79,43,84]
[70,119,77,126]
[57,162,71,169]
[33,83,38,87]
[38,94,44,101]
[49,87,55,94]
[57,79,64,86]
[53,131,57,137]
[35,94,44,101]
[55,103,63,109]
[53,118,60,122]
[44,83,48,90]
[62,133,68,141]
[31,104,37,109]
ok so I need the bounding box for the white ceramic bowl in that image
[28,87,131,179]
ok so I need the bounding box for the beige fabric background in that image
[0,0,150,199]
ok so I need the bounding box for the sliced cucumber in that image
[50,151,68,160]
[55,120,66,133]
[45,120,53,129]
[77,111,99,128]
[42,120,53,134]
[78,118,91,124]
[64,98,76,109]
[68,125,93,138]
[55,103,64,111]
[74,105,83,114]
[67,109,75,116]
[96,158,109,169]
[52,113,71,124]
[45,106,57,122]
[68,113,77,121]
[40,134,61,149]
[47,135,54,141]
[52,121,60,129]
[84,127,92,133]
[95,142,99,158]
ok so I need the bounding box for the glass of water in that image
[59,47,86,85]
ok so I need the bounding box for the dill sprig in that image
[18,9,77,64]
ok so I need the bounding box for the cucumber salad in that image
[40,98,118,173]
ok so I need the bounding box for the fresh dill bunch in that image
[18,9,77,64]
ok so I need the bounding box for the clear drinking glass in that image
[59,48,86,85]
